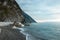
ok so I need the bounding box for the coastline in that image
[0,26,26,40]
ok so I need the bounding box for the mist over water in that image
[22,22,60,40]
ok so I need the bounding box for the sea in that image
[19,22,60,40]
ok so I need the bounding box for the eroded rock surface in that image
[0,0,24,22]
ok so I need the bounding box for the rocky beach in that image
[0,0,36,40]
[0,22,26,40]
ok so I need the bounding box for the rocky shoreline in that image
[0,0,36,40]
[0,27,26,40]
[0,22,26,40]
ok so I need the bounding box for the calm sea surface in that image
[21,22,60,40]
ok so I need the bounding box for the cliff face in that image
[0,0,36,40]
[0,0,36,23]
[0,0,24,22]
[0,0,26,40]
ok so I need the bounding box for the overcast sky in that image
[16,0,60,22]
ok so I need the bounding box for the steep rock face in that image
[0,0,24,22]
[0,0,36,23]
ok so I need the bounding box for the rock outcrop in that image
[0,0,26,40]
[0,0,36,40]
[0,0,24,23]
[0,0,36,23]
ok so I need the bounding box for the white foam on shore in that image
[19,28,37,40]
[19,28,30,40]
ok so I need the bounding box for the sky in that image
[16,0,60,22]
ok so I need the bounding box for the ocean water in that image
[21,22,60,40]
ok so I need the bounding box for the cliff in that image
[0,0,36,40]
[0,0,36,23]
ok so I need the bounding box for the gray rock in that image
[0,27,26,40]
[0,22,26,40]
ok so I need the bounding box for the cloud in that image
[47,6,60,13]
[36,19,60,23]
